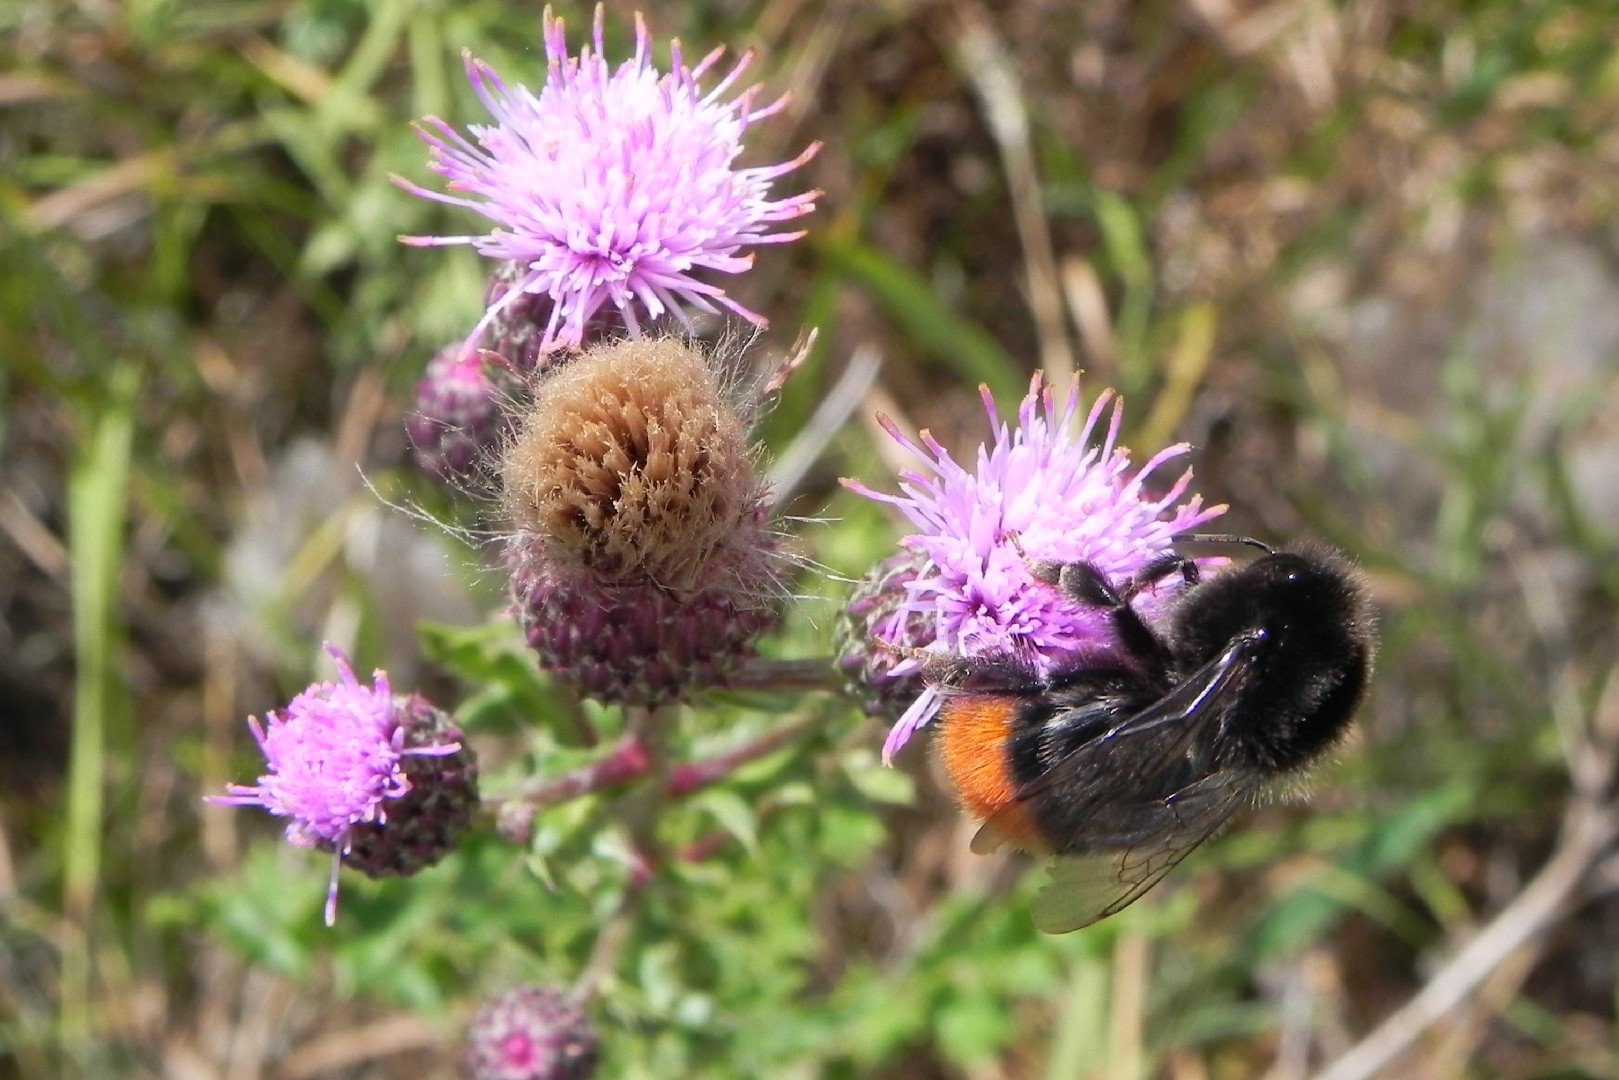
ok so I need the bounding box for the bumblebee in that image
[936,542,1376,933]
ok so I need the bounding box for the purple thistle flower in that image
[210,644,463,924]
[844,375,1226,762]
[395,4,820,358]
[463,985,599,1080]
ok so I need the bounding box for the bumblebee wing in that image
[970,820,1014,855]
[973,633,1262,857]
[971,634,1267,932]
[1025,768,1257,933]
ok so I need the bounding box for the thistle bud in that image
[462,986,599,1080]
[501,337,783,704]
[407,346,517,482]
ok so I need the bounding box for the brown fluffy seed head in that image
[501,337,764,596]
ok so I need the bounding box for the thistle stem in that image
[493,711,822,841]
[617,705,675,860]
[574,885,643,1003]
[494,736,653,842]
[726,657,844,693]
[516,736,653,805]
[666,714,820,797]
[678,831,735,864]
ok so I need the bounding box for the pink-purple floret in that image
[212,645,458,848]
[395,5,819,356]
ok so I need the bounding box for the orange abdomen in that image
[936,695,1043,850]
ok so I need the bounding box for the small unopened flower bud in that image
[407,346,517,481]
[501,336,783,704]
[463,986,599,1080]
[209,645,478,924]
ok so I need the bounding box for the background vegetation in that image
[4,0,1619,1077]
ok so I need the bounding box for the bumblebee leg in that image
[1036,559,1117,606]
[1042,561,1177,671]
[1119,551,1198,600]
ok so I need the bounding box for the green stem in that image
[616,705,675,863]
[62,364,137,1047]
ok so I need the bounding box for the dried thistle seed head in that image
[501,337,762,595]
[499,334,789,703]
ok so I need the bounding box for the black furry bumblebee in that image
[936,540,1377,933]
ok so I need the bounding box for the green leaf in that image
[935,993,1011,1067]
[61,363,138,1041]
[844,751,917,806]
[697,789,761,857]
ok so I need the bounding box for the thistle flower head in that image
[397,4,819,358]
[845,375,1225,760]
[502,336,784,703]
[463,986,599,1080]
[209,645,475,923]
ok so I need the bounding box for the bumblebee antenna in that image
[1173,533,1274,556]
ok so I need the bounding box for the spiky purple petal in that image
[397,5,819,357]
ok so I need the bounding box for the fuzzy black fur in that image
[993,546,1375,844]
[1029,544,1376,779]
[955,544,1376,930]
[1168,547,1375,772]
